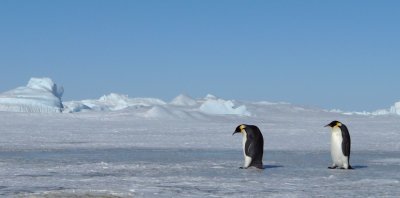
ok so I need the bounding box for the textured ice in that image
[65,92,251,116]
[0,77,63,113]
[1,148,399,197]
[63,93,166,112]
[62,101,92,113]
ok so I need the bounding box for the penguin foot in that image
[328,166,338,169]
[239,167,248,169]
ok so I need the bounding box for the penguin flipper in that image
[247,142,263,169]
[340,125,351,157]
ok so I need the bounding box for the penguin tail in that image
[348,165,353,170]
[250,160,264,169]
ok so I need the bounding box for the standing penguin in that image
[325,120,352,169]
[233,124,264,169]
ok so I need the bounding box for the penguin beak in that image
[324,124,329,127]
[232,131,240,135]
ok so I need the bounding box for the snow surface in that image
[0,78,63,113]
[1,101,400,197]
[1,78,400,197]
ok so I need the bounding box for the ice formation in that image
[170,94,197,106]
[0,77,64,113]
[63,93,166,112]
[199,97,251,116]
[2,77,399,118]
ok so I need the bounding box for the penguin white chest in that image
[241,131,252,168]
[331,127,346,166]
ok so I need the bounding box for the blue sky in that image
[1,1,399,111]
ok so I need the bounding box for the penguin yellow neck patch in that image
[239,124,246,132]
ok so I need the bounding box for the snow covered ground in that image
[1,107,400,197]
[0,78,400,197]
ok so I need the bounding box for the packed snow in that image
[0,78,400,197]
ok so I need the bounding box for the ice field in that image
[0,78,399,197]
[1,108,400,197]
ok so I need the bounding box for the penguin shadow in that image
[262,165,284,169]
[240,165,283,170]
[351,165,368,169]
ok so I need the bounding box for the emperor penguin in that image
[325,120,352,169]
[232,124,264,169]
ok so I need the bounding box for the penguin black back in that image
[339,124,351,158]
[245,125,264,168]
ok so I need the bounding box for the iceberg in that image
[0,77,64,113]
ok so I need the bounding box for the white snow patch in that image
[0,77,64,113]
[199,97,250,116]
[170,94,197,106]
[204,94,217,100]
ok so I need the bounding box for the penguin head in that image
[324,120,342,128]
[232,124,246,135]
